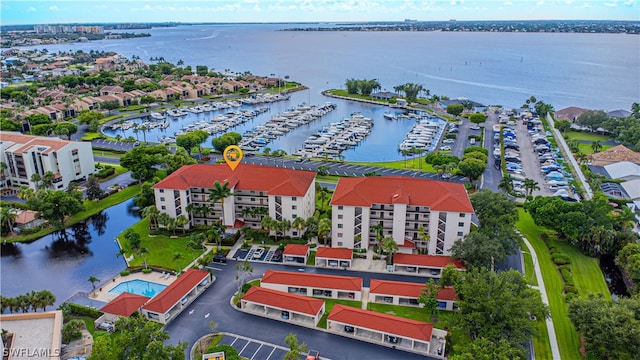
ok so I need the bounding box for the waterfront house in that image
[330,176,474,255]
[152,164,316,234]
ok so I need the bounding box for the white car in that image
[443,139,455,144]
[470,125,481,130]
[440,146,452,151]
[252,248,265,259]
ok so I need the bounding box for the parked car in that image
[281,311,290,320]
[439,146,452,151]
[443,139,455,144]
[306,350,320,360]
[387,335,399,344]
[213,254,227,263]
[344,325,355,333]
[253,248,265,259]
[470,124,481,130]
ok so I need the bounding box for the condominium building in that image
[0,132,95,191]
[330,176,474,255]
[152,164,316,235]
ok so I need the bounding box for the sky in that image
[1,0,639,25]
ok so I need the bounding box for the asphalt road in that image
[165,261,443,360]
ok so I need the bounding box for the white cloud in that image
[49,5,58,11]
[504,0,513,5]
[450,0,464,5]
[27,6,37,12]
[604,0,618,6]
[537,0,545,5]
[623,0,637,5]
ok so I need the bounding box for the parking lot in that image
[232,246,283,263]
[218,333,326,360]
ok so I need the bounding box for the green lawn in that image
[550,238,611,298]
[316,298,362,329]
[577,143,613,155]
[307,250,316,265]
[516,209,581,360]
[565,130,612,143]
[6,185,141,243]
[352,157,435,173]
[117,218,205,272]
[92,149,126,158]
[315,175,341,183]
[518,238,539,286]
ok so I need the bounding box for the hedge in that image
[95,167,116,178]
[61,302,103,319]
[564,285,578,295]
[560,268,574,286]
[551,253,571,265]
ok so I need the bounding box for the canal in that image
[0,199,140,306]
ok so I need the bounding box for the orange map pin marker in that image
[223,145,243,171]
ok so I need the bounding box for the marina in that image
[398,118,447,153]
[239,102,337,151]
[295,113,374,159]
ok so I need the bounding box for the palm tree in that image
[413,147,425,170]
[88,276,100,292]
[417,225,430,253]
[591,140,603,153]
[136,247,150,270]
[1,206,17,234]
[188,232,207,250]
[498,174,514,194]
[261,215,274,232]
[36,290,55,311]
[172,252,183,273]
[30,173,41,190]
[142,206,160,230]
[41,171,55,189]
[208,181,232,226]
[17,186,36,200]
[381,236,399,266]
[284,333,309,360]
[523,178,540,196]
[280,219,292,238]
[567,139,580,153]
[371,223,384,251]
[292,217,306,236]
[317,218,331,245]
[176,214,189,233]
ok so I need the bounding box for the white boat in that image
[150,112,165,120]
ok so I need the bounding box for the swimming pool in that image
[109,279,167,298]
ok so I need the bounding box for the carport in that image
[282,244,309,265]
[315,247,353,269]
[392,253,465,277]
[241,286,325,327]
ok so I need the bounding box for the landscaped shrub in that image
[565,292,577,303]
[120,270,131,276]
[560,268,574,285]
[95,167,116,178]
[62,319,83,343]
[241,282,254,293]
[549,247,560,254]
[551,253,571,265]
[142,268,152,274]
[309,243,317,248]
[205,344,239,360]
[557,265,572,272]
[445,133,457,139]
[564,285,578,295]
[59,303,103,319]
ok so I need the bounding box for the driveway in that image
[164,261,441,360]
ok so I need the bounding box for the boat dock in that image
[294,113,374,159]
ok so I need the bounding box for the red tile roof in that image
[590,145,640,166]
[261,270,362,292]
[1,132,71,154]
[315,247,352,260]
[152,164,315,196]
[100,292,150,317]
[242,286,324,316]
[369,279,456,301]
[283,244,309,256]
[393,254,465,269]
[142,269,209,314]
[14,210,38,225]
[328,304,433,341]
[330,176,473,213]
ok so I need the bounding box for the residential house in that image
[97,292,150,325]
[283,244,310,265]
[314,247,353,269]
[392,254,465,277]
[368,279,457,311]
[590,145,640,167]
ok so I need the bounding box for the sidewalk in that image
[518,231,561,360]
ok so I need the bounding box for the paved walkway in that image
[519,231,561,360]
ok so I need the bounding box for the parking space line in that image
[250,344,263,360]
[265,347,276,360]
[239,342,250,355]
[230,337,239,346]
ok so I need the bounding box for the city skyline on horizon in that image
[1,0,639,26]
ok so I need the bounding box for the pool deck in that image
[90,271,177,304]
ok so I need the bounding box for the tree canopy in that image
[446,104,464,116]
[120,145,170,183]
[211,132,242,153]
[27,189,85,229]
[175,130,208,155]
[568,294,640,360]
[447,268,549,359]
